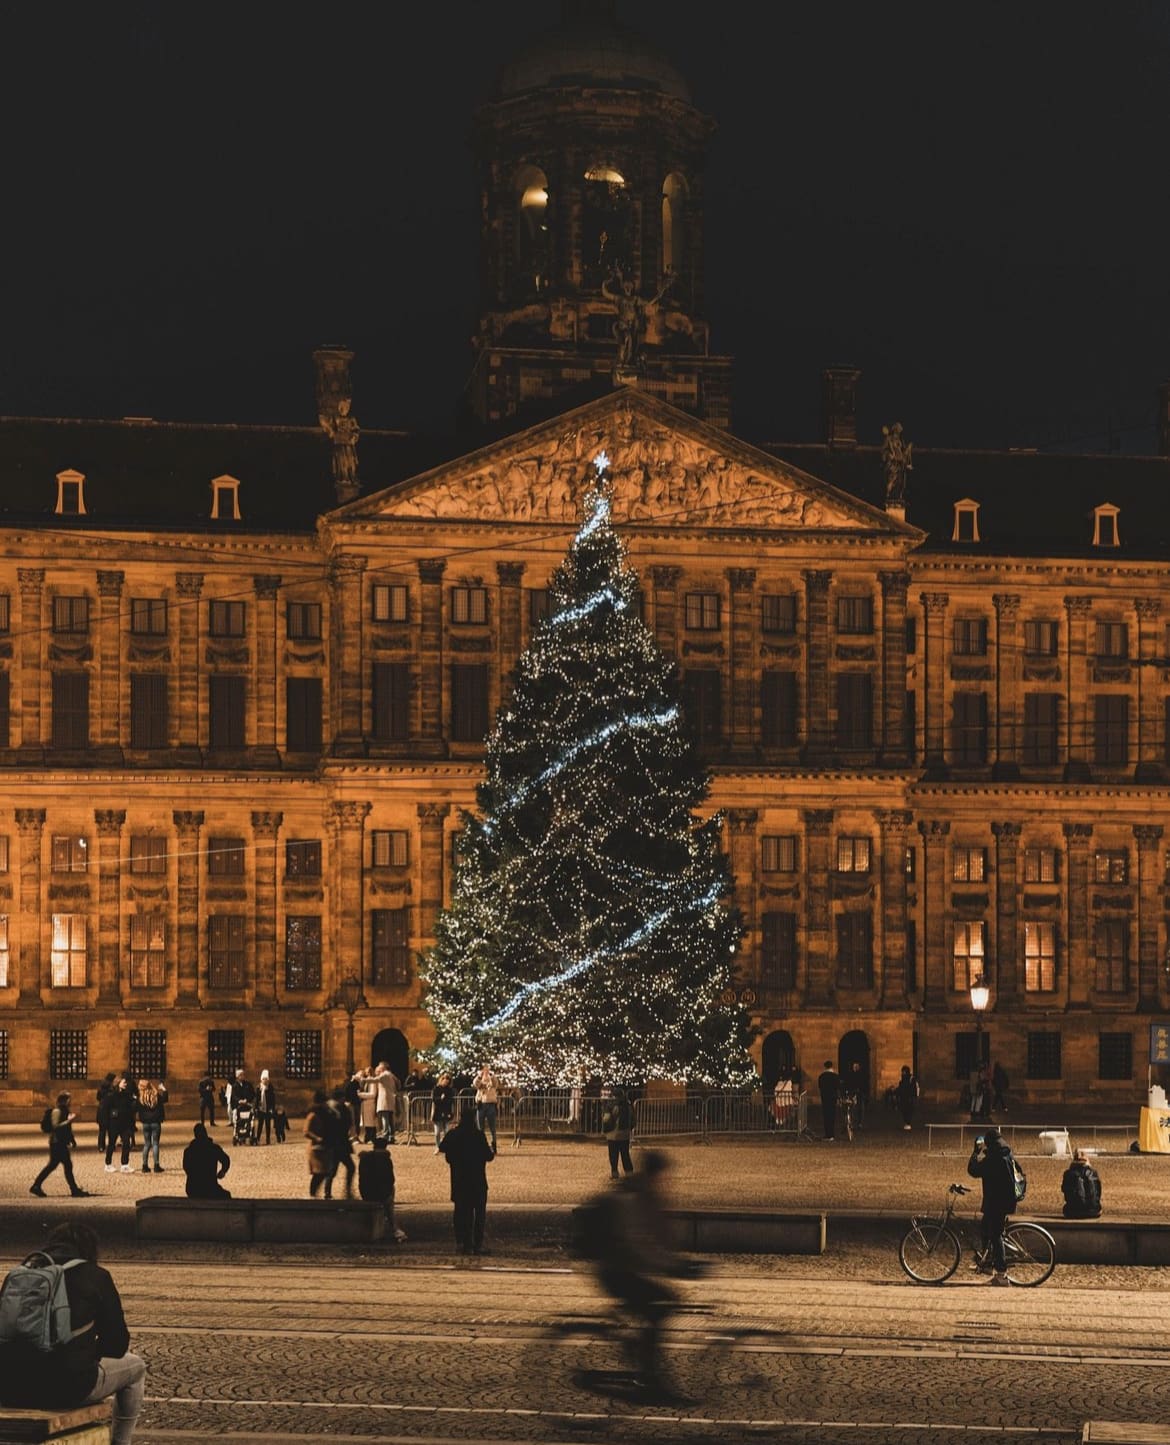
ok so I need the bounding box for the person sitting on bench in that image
[182,1123,232,1199]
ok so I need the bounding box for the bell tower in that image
[469,1,731,427]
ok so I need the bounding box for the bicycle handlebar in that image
[947,1183,971,1195]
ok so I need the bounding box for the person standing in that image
[197,1073,217,1128]
[182,1124,231,1199]
[95,1073,117,1153]
[846,1061,869,1130]
[602,1086,634,1178]
[967,1125,1017,1285]
[439,1105,494,1255]
[817,1060,840,1142]
[305,1091,334,1198]
[135,1079,167,1173]
[31,1093,89,1197]
[991,1061,1010,1114]
[1061,1149,1102,1218]
[103,1075,137,1174]
[326,1090,356,1198]
[373,1062,399,1144]
[357,1136,408,1241]
[970,1062,993,1123]
[772,1069,796,1130]
[225,1069,255,1137]
[431,1071,456,1151]
[254,1070,278,1145]
[474,1062,500,1152]
[895,1064,919,1131]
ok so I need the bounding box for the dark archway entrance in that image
[370,1028,409,1082]
[762,1029,795,1088]
[838,1029,871,1102]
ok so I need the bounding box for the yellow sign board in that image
[1138,1107,1170,1154]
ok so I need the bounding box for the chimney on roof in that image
[313,345,360,505]
[1158,381,1170,457]
[822,366,860,449]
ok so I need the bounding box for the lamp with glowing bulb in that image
[970,973,990,1063]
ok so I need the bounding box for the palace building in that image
[3,2,1170,1110]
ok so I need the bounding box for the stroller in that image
[232,1099,256,1146]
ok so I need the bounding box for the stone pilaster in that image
[175,573,204,761]
[17,570,45,756]
[876,808,912,1006]
[252,810,283,1006]
[992,594,1021,779]
[417,560,447,755]
[15,808,45,1003]
[802,571,833,762]
[173,810,204,1004]
[252,575,282,767]
[1134,824,1164,1011]
[650,566,682,659]
[94,809,125,1005]
[496,562,525,705]
[417,802,451,943]
[328,801,371,998]
[95,571,124,759]
[328,555,367,756]
[991,821,1021,1001]
[917,819,951,1007]
[1063,597,1093,781]
[1063,822,1092,1007]
[726,809,759,981]
[1135,599,1163,781]
[803,808,833,1004]
[726,569,757,755]
[921,593,949,774]
[879,571,909,765]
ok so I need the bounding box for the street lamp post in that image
[970,971,990,1062]
[334,973,367,1079]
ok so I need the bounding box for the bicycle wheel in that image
[1002,1222,1056,1286]
[842,1105,854,1142]
[899,1222,961,1283]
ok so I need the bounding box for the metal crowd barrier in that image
[926,1121,1138,1156]
[702,1090,812,1141]
[632,1091,707,1141]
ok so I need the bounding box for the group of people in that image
[814,1059,922,1139]
[30,1073,172,1197]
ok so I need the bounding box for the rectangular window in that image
[0,915,8,989]
[50,914,87,988]
[1094,919,1129,993]
[952,691,987,764]
[0,836,7,872]
[208,600,246,637]
[372,583,409,623]
[0,671,9,748]
[760,911,797,990]
[51,836,88,873]
[761,835,798,873]
[906,918,918,992]
[208,915,246,989]
[952,846,987,883]
[286,677,323,751]
[286,602,322,641]
[129,913,167,987]
[760,669,798,747]
[372,829,409,868]
[904,845,916,880]
[372,662,411,742]
[451,663,489,743]
[1095,621,1128,659]
[52,596,89,634]
[835,911,873,988]
[207,837,245,877]
[761,593,796,634]
[130,597,167,635]
[834,673,873,750]
[129,835,167,875]
[682,669,722,745]
[528,589,552,627]
[0,594,8,632]
[1094,849,1128,884]
[952,920,986,991]
[1094,694,1129,766]
[208,1029,245,1078]
[128,1029,167,1080]
[50,1029,88,1080]
[835,836,871,874]
[1022,693,1059,765]
[285,840,322,878]
[836,595,873,635]
[1024,920,1057,992]
[371,907,411,986]
[129,673,168,750]
[1099,1031,1133,1081]
[1024,619,1059,656]
[0,1028,7,1077]
[955,1030,988,1080]
[208,675,246,749]
[285,1029,323,1079]
[450,586,488,625]
[684,592,721,630]
[953,617,988,656]
[285,915,322,989]
[904,687,916,757]
[1024,847,1058,884]
[51,672,89,749]
[1027,1030,1062,1080]
[905,616,917,655]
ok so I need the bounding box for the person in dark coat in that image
[358,1136,407,1241]
[31,1092,89,1197]
[602,1086,634,1178]
[135,1079,167,1173]
[991,1061,1010,1114]
[103,1075,137,1173]
[431,1071,456,1150]
[182,1124,231,1199]
[817,1061,840,1141]
[967,1124,1017,1284]
[305,1091,334,1198]
[438,1104,494,1255]
[895,1065,919,1131]
[0,1221,146,1443]
[95,1072,117,1152]
[1061,1149,1102,1218]
[198,1073,217,1127]
[326,1090,355,1198]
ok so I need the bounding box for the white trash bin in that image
[1038,1129,1070,1157]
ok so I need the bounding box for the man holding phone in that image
[966,1125,1017,1285]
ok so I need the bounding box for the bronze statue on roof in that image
[880,421,913,506]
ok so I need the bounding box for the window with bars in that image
[835,836,871,873]
[952,847,987,883]
[207,837,245,876]
[372,830,409,868]
[954,1030,988,1080]
[0,594,8,632]
[834,673,873,750]
[51,672,90,749]
[52,836,88,873]
[129,835,167,875]
[684,592,721,631]
[761,593,797,635]
[836,595,873,634]
[760,670,797,747]
[129,913,167,988]
[1022,693,1059,765]
[1099,1031,1133,1080]
[1024,847,1059,883]
[130,598,167,635]
[0,915,8,988]
[761,835,798,873]
[0,1029,7,1077]
[952,920,986,991]
[1026,1030,1062,1080]
[1095,621,1128,659]
[286,602,322,641]
[208,1029,245,1077]
[1024,619,1059,656]
[1094,695,1129,766]
[285,915,322,989]
[52,596,89,634]
[835,911,873,988]
[682,669,721,746]
[208,675,246,749]
[1094,919,1129,993]
[208,600,246,637]
[371,908,411,986]
[760,911,797,989]
[905,845,916,880]
[1093,849,1128,884]
[1024,921,1057,992]
[285,840,322,878]
[286,677,323,751]
[286,1029,323,1079]
[450,586,488,625]
[372,584,409,623]
[129,1029,167,1080]
[952,691,987,764]
[0,835,9,871]
[528,589,552,627]
[0,672,9,749]
[208,915,247,989]
[130,673,168,749]
[451,664,489,743]
[372,662,411,741]
[50,1029,88,1079]
[952,617,988,656]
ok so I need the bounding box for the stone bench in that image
[136,1196,385,1244]
[0,1403,111,1443]
[1035,1216,1170,1265]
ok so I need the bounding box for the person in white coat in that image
[373,1062,400,1144]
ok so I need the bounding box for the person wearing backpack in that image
[1061,1149,1103,1218]
[30,1093,89,1198]
[0,1220,146,1443]
[967,1125,1020,1286]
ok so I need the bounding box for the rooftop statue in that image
[880,421,913,506]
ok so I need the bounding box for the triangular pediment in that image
[333,391,919,537]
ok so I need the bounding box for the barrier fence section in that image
[702,1090,810,1140]
[926,1121,1139,1156]
[403,1089,516,1145]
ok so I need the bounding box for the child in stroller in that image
[232,1099,257,1145]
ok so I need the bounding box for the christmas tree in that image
[421,453,754,1087]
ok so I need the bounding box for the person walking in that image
[1061,1149,1102,1218]
[103,1075,137,1174]
[991,1061,1010,1114]
[225,1069,255,1138]
[431,1071,456,1151]
[182,1124,232,1199]
[602,1086,634,1179]
[817,1060,840,1142]
[373,1062,399,1144]
[305,1091,334,1198]
[967,1124,1018,1285]
[358,1136,408,1241]
[135,1079,167,1173]
[31,1093,89,1197]
[970,1062,993,1124]
[474,1062,500,1152]
[197,1073,218,1128]
[895,1064,919,1131]
[254,1070,278,1145]
[439,1105,495,1255]
[95,1072,117,1153]
[326,1090,356,1198]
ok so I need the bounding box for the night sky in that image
[5,3,1168,454]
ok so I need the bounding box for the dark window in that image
[952,691,987,764]
[684,593,721,630]
[51,836,88,873]
[208,1029,245,1077]
[371,907,411,986]
[1095,621,1128,659]
[953,847,987,883]
[208,600,246,637]
[128,1029,167,1079]
[682,669,722,746]
[373,584,409,623]
[906,918,918,992]
[129,835,167,875]
[954,506,978,543]
[761,835,798,873]
[287,602,322,641]
[286,677,322,751]
[952,920,986,990]
[451,586,488,625]
[1094,694,1129,766]
[52,596,89,634]
[207,837,245,877]
[1026,1031,1062,1080]
[51,672,89,749]
[286,1029,323,1079]
[372,830,409,868]
[0,1030,7,1077]
[0,671,10,748]
[836,596,873,634]
[50,914,87,987]
[761,594,796,634]
[208,675,246,749]
[836,836,871,873]
[1164,697,1170,766]
[208,915,246,989]
[760,670,797,747]
[130,673,168,750]
[451,664,489,743]
[1022,693,1059,765]
[372,662,411,742]
[1094,919,1129,993]
[1094,849,1128,884]
[285,840,322,878]
[130,598,167,635]
[953,618,988,656]
[1024,619,1058,656]
[129,914,167,987]
[955,1030,988,1079]
[49,1029,88,1079]
[836,911,873,988]
[285,915,322,989]
[904,687,917,757]
[904,616,917,654]
[1024,847,1058,883]
[528,589,552,627]
[760,911,797,990]
[1099,1031,1133,1080]
[1024,921,1057,992]
[834,673,873,749]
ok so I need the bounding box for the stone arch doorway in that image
[838,1029,871,1100]
[762,1029,796,1088]
[370,1028,409,1082]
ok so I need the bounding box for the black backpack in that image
[40,1108,55,1135]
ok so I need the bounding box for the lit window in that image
[1094,920,1129,993]
[1024,921,1057,992]
[51,836,88,873]
[0,595,8,632]
[129,914,167,988]
[372,584,409,623]
[1024,847,1058,883]
[1093,849,1128,884]
[761,835,798,873]
[372,830,409,868]
[953,847,986,883]
[51,914,87,988]
[0,836,9,872]
[0,915,8,988]
[286,1029,323,1079]
[835,836,871,873]
[952,920,985,990]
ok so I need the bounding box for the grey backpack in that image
[0,1253,84,1351]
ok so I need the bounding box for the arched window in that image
[514,164,549,295]
[582,162,630,288]
[661,171,688,279]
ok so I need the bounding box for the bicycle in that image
[838,1091,856,1141]
[899,1183,1056,1287]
